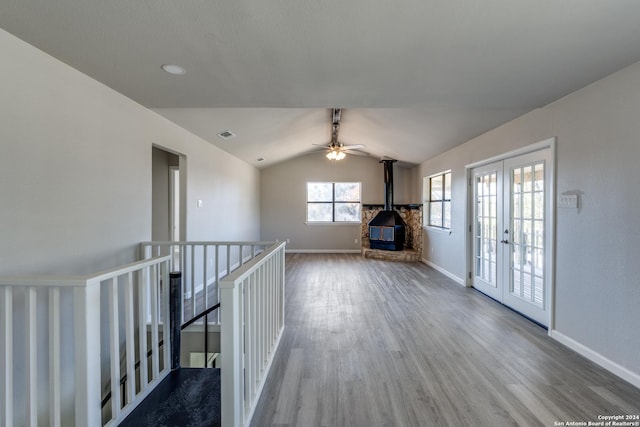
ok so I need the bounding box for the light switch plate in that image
[558,194,578,208]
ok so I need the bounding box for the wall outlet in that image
[286,238,291,244]
[354,238,358,244]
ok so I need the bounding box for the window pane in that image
[443,201,451,229]
[444,172,452,199]
[430,175,443,200]
[335,203,361,222]
[335,182,360,202]
[307,203,332,221]
[429,201,442,227]
[307,182,333,202]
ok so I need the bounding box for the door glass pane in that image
[509,162,544,307]
[513,169,522,193]
[474,171,497,287]
[523,166,533,192]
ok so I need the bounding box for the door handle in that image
[500,239,509,244]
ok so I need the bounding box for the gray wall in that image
[0,27,262,425]
[0,28,261,276]
[416,60,640,382]
[260,152,415,251]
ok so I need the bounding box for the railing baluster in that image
[191,244,196,317]
[49,288,61,427]
[138,268,148,388]
[150,264,160,379]
[244,276,253,402]
[203,245,208,309]
[25,287,37,427]
[124,272,136,404]
[1,286,13,427]
[162,262,171,372]
[215,244,220,324]
[109,277,121,419]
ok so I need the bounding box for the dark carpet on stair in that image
[119,368,220,427]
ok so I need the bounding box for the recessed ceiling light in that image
[217,130,236,140]
[161,64,186,75]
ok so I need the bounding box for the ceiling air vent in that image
[217,130,236,140]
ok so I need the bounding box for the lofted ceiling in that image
[2,1,640,168]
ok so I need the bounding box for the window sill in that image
[424,225,452,234]
[306,221,361,226]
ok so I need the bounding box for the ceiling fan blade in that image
[311,143,330,148]
[342,144,366,150]
[343,149,370,156]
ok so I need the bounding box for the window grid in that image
[510,162,544,307]
[306,182,361,223]
[427,172,451,229]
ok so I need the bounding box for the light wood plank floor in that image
[250,254,640,427]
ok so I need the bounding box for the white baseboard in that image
[286,249,361,254]
[550,329,640,389]
[421,258,466,286]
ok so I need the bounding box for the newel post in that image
[74,282,101,426]
[220,280,243,427]
[169,272,182,370]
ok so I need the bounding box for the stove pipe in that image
[382,159,395,210]
[367,159,406,251]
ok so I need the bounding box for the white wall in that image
[260,152,415,251]
[0,27,261,276]
[0,27,261,424]
[416,60,640,384]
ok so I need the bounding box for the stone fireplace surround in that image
[361,204,422,262]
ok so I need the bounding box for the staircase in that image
[0,240,286,427]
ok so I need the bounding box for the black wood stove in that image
[368,159,406,251]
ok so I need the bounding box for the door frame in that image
[465,137,556,331]
[152,144,187,243]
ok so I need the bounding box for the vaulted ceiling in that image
[2,1,640,167]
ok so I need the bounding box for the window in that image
[424,172,451,229]
[307,182,361,223]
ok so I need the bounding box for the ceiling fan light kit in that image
[326,149,346,160]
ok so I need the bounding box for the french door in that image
[471,149,552,326]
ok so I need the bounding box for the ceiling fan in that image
[312,108,367,160]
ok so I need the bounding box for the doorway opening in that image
[152,146,186,245]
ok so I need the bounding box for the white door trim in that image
[465,137,556,332]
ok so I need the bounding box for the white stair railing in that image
[220,241,286,427]
[140,241,274,324]
[0,255,171,427]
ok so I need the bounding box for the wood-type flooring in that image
[250,253,640,427]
